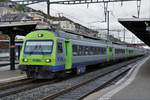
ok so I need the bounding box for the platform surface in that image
[110,56,150,100]
[84,56,150,100]
[0,68,26,83]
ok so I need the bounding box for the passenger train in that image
[19,30,145,79]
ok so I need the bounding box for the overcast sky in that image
[27,0,150,46]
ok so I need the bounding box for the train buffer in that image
[84,55,150,100]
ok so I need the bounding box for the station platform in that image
[0,61,19,65]
[0,68,26,84]
[84,56,150,100]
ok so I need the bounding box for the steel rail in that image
[42,56,143,100]
[0,79,33,90]
[0,79,59,98]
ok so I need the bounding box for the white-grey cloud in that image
[28,0,149,45]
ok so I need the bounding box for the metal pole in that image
[123,28,125,42]
[118,31,120,41]
[47,0,50,16]
[104,2,108,22]
[107,11,109,41]
[18,46,20,60]
[137,0,141,18]
[9,34,16,70]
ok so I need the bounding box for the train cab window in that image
[57,42,63,53]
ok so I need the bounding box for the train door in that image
[64,40,72,70]
[107,46,110,62]
[109,47,113,60]
[113,47,115,60]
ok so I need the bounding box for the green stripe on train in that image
[64,39,72,70]
[107,46,110,62]
[113,47,115,60]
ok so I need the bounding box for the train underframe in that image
[19,65,56,79]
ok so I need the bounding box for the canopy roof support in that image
[0,21,37,70]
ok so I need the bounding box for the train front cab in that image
[19,30,58,79]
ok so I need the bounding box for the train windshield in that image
[24,40,53,55]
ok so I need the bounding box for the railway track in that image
[42,62,137,100]
[42,56,145,100]
[0,56,145,100]
[0,79,33,90]
[0,79,59,98]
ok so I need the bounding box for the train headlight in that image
[46,59,51,63]
[23,58,28,62]
[38,34,43,37]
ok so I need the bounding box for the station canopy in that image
[0,21,37,35]
[118,18,150,47]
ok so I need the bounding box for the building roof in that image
[52,16,98,33]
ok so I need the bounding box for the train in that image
[19,30,145,79]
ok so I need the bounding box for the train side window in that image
[72,45,78,56]
[96,47,99,55]
[80,46,84,55]
[57,42,63,53]
[93,47,96,55]
[116,49,118,54]
[97,47,100,54]
[83,46,86,55]
[104,48,106,54]
[101,48,104,54]
[89,47,92,55]
[85,46,88,55]
[92,47,95,55]
[78,45,82,56]
[101,47,103,54]
[110,47,112,52]
[100,47,102,54]
[88,46,90,55]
